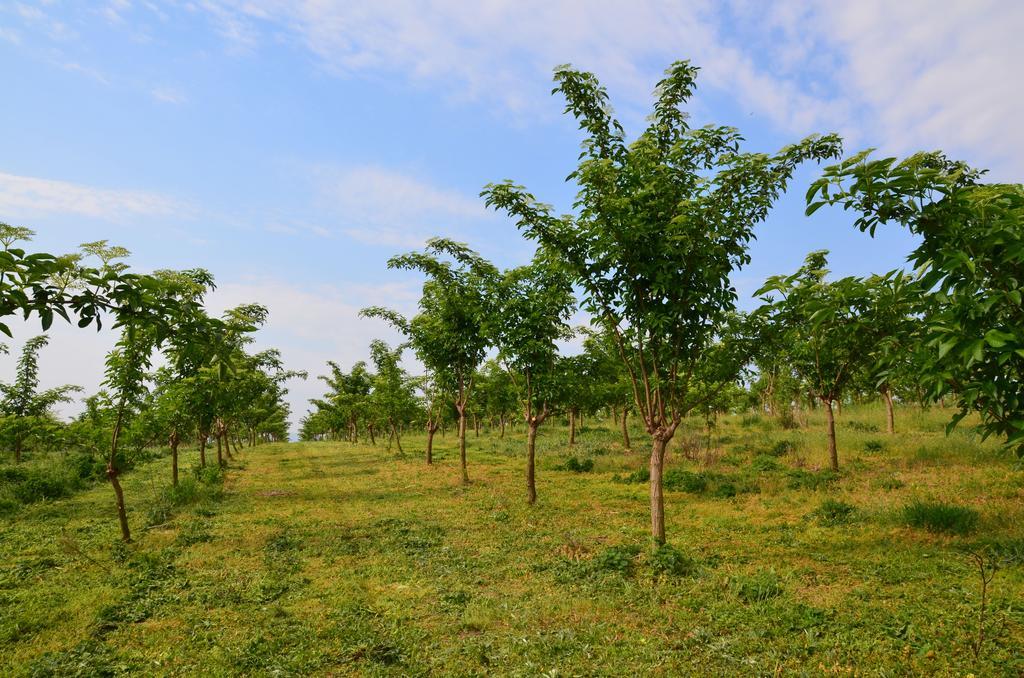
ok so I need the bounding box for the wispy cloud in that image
[0,171,189,221]
[59,61,110,85]
[151,85,187,104]
[0,26,20,44]
[315,165,491,247]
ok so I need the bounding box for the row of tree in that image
[0,228,300,541]
[305,60,1023,546]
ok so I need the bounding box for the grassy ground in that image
[1,404,1022,676]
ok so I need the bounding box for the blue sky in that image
[1,1,1021,430]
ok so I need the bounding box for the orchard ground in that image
[1,404,1022,676]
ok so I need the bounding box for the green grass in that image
[901,499,980,536]
[1,403,1022,675]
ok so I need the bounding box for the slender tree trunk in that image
[568,409,576,446]
[426,423,436,465]
[199,432,207,467]
[170,431,180,487]
[473,412,479,437]
[109,406,131,542]
[393,422,403,453]
[500,416,505,439]
[621,408,631,451]
[824,399,839,471]
[526,420,539,505]
[458,406,469,484]
[216,434,223,466]
[650,434,669,545]
[369,425,376,446]
[882,386,895,435]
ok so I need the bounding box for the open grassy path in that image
[1,407,1022,675]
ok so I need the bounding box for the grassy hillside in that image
[1,404,1022,676]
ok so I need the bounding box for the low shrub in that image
[750,455,783,473]
[663,469,709,493]
[647,543,695,577]
[193,464,225,485]
[590,544,641,576]
[561,456,594,473]
[863,439,886,453]
[901,500,979,535]
[0,464,83,509]
[712,481,739,498]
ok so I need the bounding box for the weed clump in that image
[785,469,838,491]
[762,440,796,457]
[863,439,886,453]
[812,499,857,526]
[901,500,979,535]
[731,569,784,603]
[739,413,762,428]
[871,475,905,491]
[613,467,649,484]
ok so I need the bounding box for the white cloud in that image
[0,171,188,221]
[315,165,491,247]
[189,0,1021,177]
[811,0,1024,178]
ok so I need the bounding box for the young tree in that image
[368,339,417,453]
[863,271,923,434]
[413,369,449,463]
[0,336,81,462]
[483,60,841,543]
[807,151,1024,454]
[363,238,496,484]
[486,254,575,504]
[103,322,159,542]
[755,251,880,470]
[154,270,223,483]
[310,360,372,442]
[581,329,636,450]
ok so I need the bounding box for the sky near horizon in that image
[1,0,1021,432]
